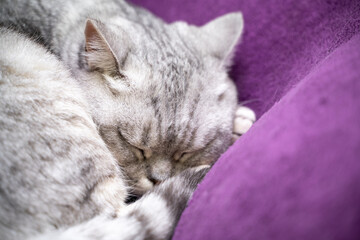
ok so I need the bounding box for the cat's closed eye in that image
[132,146,145,160]
[174,151,193,163]
[118,129,146,160]
[128,143,152,161]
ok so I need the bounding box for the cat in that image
[0,0,254,239]
[0,26,209,240]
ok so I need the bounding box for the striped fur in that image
[0,0,243,239]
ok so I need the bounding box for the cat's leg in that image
[232,105,256,142]
[29,166,209,240]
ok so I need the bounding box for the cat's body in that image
[0,27,125,238]
[0,0,246,239]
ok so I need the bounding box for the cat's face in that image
[80,13,243,195]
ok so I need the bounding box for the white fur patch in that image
[125,194,172,239]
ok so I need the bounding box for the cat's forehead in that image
[123,47,213,100]
[122,45,230,113]
[126,23,202,68]
[136,43,202,75]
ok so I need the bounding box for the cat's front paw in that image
[232,105,256,142]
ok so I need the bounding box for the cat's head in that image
[80,12,243,195]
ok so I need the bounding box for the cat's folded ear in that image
[84,19,128,75]
[186,12,244,67]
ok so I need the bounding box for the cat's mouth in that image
[127,177,157,197]
[126,177,161,203]
[148,177,162,186]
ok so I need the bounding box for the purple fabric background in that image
[129,0,360,239]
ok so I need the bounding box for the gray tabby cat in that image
[0,0,251,239]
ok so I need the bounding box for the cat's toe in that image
[232,106,256,142]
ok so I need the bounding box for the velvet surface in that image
[129,0,360,239]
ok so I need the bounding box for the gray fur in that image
[0,0,243,239]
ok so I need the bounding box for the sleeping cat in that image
[0,0,254,239]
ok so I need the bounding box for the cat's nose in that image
[148,177,162,186]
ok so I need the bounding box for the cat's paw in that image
[232,105,256,142]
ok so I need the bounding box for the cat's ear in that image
[84,19,120,74]
[199,12,244,66]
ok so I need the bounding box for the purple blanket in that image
[130,0,360,239]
